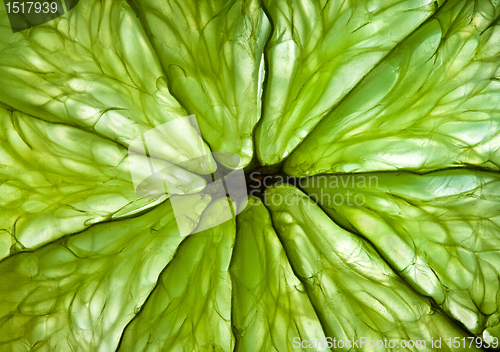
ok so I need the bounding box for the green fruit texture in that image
[0,0,499,351]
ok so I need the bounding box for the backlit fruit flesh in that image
[0,0,500,351]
